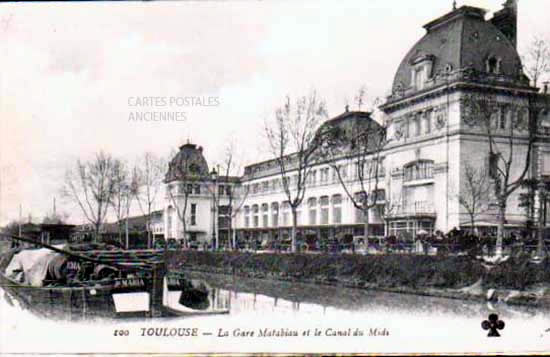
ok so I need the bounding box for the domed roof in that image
[391,5,524,95]
[318,110,385,149]
[165,143,210,182]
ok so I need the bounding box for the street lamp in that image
[210,167,218,250]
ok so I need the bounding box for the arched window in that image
[262,203,269,227]
[271,202,279,227]
[252,204,259,228]
[320,196,329,224]
[244,205,250,228]
[308,197,317,225]
[403,160,434,182]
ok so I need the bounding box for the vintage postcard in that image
[1,0,550,355]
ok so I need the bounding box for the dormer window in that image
[410,54,434,90]
[486,57,501,74]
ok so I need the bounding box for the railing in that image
[389,201,436,217]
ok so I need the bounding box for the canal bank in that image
[168,251,550,308]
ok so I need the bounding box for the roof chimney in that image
[490,0,518,48]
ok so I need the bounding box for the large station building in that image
[163,1,550,249]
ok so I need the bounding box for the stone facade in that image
[163,2,550,249]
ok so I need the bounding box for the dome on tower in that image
[391,4,527,97]
[165,143,210,183]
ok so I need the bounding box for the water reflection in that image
[0,271,546,322]
[187,271,545,321]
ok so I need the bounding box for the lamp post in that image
[211,167,218,251]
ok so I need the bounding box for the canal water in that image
[1,271,550,354]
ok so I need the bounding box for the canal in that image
[1,271,550,354]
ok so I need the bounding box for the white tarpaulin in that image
[5,246,65,287]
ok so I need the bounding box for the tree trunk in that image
[94,224,100,243]
[118,223,123,247]
[470,213,475,236]
[363,207,369,255]
[181,218,187,249]
[496,200,506,256]
[291,207,298,253]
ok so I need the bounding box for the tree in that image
[264,91,329,252]
[134,152,165,248]
[524,36,550,88]
[457,163,492,234]
[321,108,388,252]
[109,159,138,249]
[62,151,118,241]
[217,140,251,250]
[462,91,539,255]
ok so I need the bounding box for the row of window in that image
[243,194,344,228]
[242,191,384,229]
[246,161,385,195]
[395,108,447,140]
[168,183,233,196]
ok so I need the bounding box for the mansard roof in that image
[391,5,525,97]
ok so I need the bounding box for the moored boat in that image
[0,234,229,320]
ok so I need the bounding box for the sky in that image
[0,0,549,226]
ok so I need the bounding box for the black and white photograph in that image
[1,0,550,354]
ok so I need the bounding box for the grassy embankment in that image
[167,251,550,306]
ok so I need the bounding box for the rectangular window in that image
[320,168,329,183]
[333,206,342,224]
[414,66,425,90]
[282,201,290,226]
[332,194,342,224]
[500,108,507,129]
[415,116,421,136]
[218,185,225,195]
[424,111,432,134]
[308,198,317,225]
[190,203,197,226]
[194,184,201,195]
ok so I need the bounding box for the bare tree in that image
[462,91,539,255]
[457,163,492,234]
[62,151,118,241]
[109,160,138,248]
[321,110,388,252]
[524,36,550,88]
[265,91,329,252]
[134,152,165,248]
[216,140,252,250]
